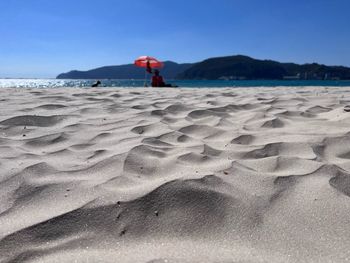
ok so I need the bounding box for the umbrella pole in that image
[144,70,147,87]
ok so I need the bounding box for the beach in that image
[1,86,350,262]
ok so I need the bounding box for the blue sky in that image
[1,0,350,78]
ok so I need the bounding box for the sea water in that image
[1,79,350,88]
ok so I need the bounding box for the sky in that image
[1,0,350,78]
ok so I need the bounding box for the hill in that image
[177,55,350,80]
[56,61,193,79]
[57,55,350,80]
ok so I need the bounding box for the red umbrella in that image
[134,56,164,69]
[134,56,164,87]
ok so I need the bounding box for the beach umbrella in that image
[134,56,164,86]
[134,56,164,69]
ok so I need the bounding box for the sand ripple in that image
[1,87,350,262]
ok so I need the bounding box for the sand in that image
[1,86,350,262]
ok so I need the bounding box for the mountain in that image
[176,55,350,80]
[57,55,350,80]
[56,61,193,79]
[177,55,286,80]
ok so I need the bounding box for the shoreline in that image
[2,78,350,89]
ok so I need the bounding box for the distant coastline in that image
[57,55,350,81]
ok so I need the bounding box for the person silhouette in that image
[151,70,165,87]
[151,70,177,87]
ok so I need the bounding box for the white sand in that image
[1,86,350,262]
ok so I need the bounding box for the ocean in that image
[1,79,350,88]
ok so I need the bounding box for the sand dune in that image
[1,86,350,262]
